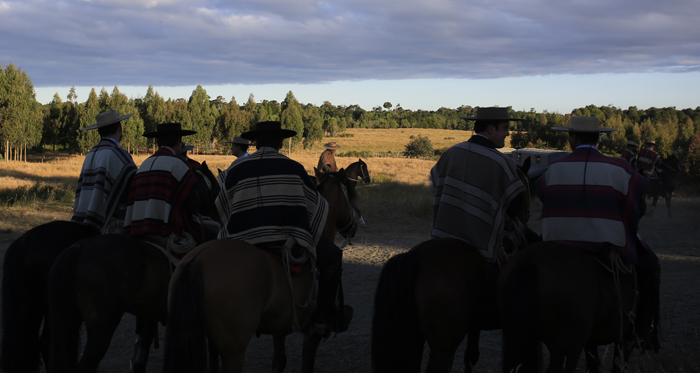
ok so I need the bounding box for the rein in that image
[278,237,318,333]
[318,174,357,249]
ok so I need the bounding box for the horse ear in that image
[520,157,531,175]
[314,167,320,178]
[338,168,346,181]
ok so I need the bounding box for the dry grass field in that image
[0,128,698,372]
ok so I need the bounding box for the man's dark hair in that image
[157,135,181,148]
[98,122,120,137]
[237,144,250,153]
[255,136,283,149]
[570,131,599,145]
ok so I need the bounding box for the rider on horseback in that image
[621,140,639,167]
[215,121,352,336]
[537,116,661,352]
[318,141,340,173]
[71,110,138,234]
[123,123,207,254]
[637,140,664,180]
[430,107,535,266]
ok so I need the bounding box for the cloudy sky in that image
[3,0,699,112]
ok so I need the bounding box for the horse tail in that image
[1,234,40,372]
[501,260,541,373]
[371,251,423,373]
[162,258,207,373]
[47,244,84,373]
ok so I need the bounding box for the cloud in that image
[2,0,699,88]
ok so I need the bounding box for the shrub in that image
[0,183,74,207]
[404,135,433,158]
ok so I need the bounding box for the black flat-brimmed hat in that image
[82,110,134,131]
[143,122,197,138]
[180,144,195,154]
[551,116,616,132]
[460,107,524,122]
[241,121,296,140]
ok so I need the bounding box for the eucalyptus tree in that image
[302,104,323,149]
[215,96,248,154]
[75,89,102,154]
[188,85,216,153]
[280,91,304,149]
[0,63,43,161]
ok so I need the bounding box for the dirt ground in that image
[0,193,698,372]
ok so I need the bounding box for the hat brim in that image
[241,129,297,140]
[82,113,134,131]
[460,116,524,122]
[143,129,197,138]
[551,126,617,132]
[324,144,341,149]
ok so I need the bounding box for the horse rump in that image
[371,250,424,373]
[47,243,86,373]
[498,248,542,373]
[162,258,208,373]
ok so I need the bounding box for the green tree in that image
[0,63,43,161]
[75,89,102,154]
[280,91,304,149]
[188,85,216,153]
[215,96,248,154]
[302,104,323,149]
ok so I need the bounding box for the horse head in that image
[358,158,372,184]
[194,161,221,223]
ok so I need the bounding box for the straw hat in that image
[323,142,341,149]
[82,110,134,131]
[241,121,296,140]
[143,123,197,138]
[460,107,524,122]
[551,116,617,132]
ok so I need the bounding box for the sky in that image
[3,0,699,113]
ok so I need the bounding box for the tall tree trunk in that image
[24,143,27,162]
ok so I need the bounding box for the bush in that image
[404,135,433,158]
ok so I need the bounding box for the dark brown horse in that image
[344,158,370,226]
[162,170,355,373]
[45,161,220,373]
[1,221,99,372]
[315,168,358,247]
[371,162,532,373]
[498,241,638,373]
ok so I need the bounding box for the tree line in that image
[2,62,699,184]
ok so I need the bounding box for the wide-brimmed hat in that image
[626,140,639,147]
[324,142,341,149]
[644,140,657,145]
[241,121,296,140]
[180,144,195,154]
[82,110,134,131]
[143,123,197,138]
[551,116,617,132]
[460,107,524,122]
[225,136,251,145]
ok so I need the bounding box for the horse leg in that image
[583,344,601,373]
[301,333,323,373]
[546,346,582,373]
[77,313,124,373]
[649,196,658,217]
[463,330,481,373]
[272,334,287,373]
[426,345,457,373]
[208,338,221,373]
[352,203,366,227]
[665,195,672,219]
[130,316,157,373]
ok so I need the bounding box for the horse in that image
[315,168,358,248]
[162,169,356,373]
[498,241,638,373]
[343,158,371,227]
[371,160,532,373]
[647,154,681,218]
[45,161,220,373]
[1,221,100,373]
